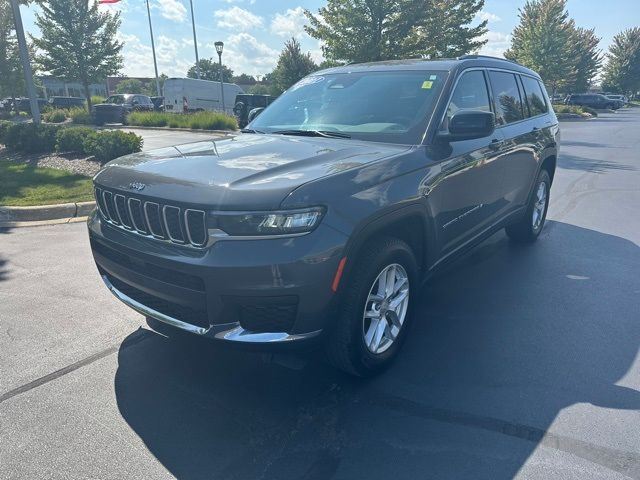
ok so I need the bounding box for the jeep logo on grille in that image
[128,182,146,191]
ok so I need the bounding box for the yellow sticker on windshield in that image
[421,80,434,89]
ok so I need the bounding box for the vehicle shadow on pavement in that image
[0,256,7,282]
[558,153,636,174]
[114,221,640,479]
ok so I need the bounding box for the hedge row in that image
[126,110,237,130]
[0,121,143,164]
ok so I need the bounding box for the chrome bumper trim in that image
[102,275,322,343]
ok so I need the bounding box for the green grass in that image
[127,111,237,130]
[0,161,94,206]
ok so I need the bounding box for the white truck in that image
[163,78,244,115]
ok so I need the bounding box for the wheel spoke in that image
[392,276,407,294]
[364,318,381,348]
[386,310,402,330]
[385,265,396,297]
[370,317,387,352]
[364,308,381,319]
[389,289,408,310]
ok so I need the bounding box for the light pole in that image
[214,41,225,114]
[10,0,40,124]
[145,0,161,96]
[189,0,200,79]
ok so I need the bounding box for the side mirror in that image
[248,107,265,123]
[439,110,495,142]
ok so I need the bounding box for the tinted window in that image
[488,71,525,125]
[520,75,547,116]
[442,70,491,130]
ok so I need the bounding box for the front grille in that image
[94,187,208,248]
[105,272,209,329]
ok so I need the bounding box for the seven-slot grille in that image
[94,187,208,247]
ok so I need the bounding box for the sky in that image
[18,0,640,80]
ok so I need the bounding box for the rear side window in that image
[488,71,525,125]
[520,75,548,116]
[442,70,491,130]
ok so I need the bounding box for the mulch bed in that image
[0,147,102,177]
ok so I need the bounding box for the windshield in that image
[105,95,126,104]
[251,70,447,144]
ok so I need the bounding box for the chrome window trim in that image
[144,201,164,238]
[114,194,133,230]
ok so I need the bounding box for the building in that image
[40,77,107,99]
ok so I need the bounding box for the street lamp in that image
[214,41,225,114]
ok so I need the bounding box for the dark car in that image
[48,96,86,109]
[233,94,276,128]
[88,55,559,376]
[565,93,618,110]
[92,94,154,125]
[150,96,164,111]
[14,97,48,114]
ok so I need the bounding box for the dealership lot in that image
[1,110,639,479]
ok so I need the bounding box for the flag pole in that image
[189,0,200,79]
[145,0,161,96]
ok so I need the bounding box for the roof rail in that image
[457,54,519,64]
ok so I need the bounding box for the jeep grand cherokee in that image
[88,56,559,376]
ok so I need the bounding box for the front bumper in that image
[88,211,347,347]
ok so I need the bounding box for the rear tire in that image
[325,237,417,377]
[506,169,551,243]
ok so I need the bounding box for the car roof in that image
[314,55,542,79]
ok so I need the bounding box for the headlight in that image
[211,207,325,236]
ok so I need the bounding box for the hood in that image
[93,134,409,210]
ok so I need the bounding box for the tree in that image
[304,0,487,64]
[32,0,123,110]
[272,38,317,93]
[187,58,233,82]
[232,73,256,85]
[602,27,640,95]
[115,78,154,96]
[504,0,575,95]
[0,1,26,100]
[566,27,602,93]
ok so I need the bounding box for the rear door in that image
[487,70,538,211]
[434,69,508,256]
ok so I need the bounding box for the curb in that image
[96,125,237,135]
[0,201,95,227]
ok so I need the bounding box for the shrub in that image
[3,123,62,153]
[82,130,143,164]
[56,127,96,153]
[0,111,14,121]
[0,120,12,144]
[91,95,105,105]
[69,107,93,125]
[43,109,68,123]
[552,104,597,117]
[127,110,237,130]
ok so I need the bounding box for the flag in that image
[98,0,121,4]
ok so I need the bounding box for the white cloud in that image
[477,10,501,23]
[271,7,308,38]
[214,6,263,30]
[116,32,192,78]
[218,33,278,76]
[478,31,511,58]
[155,0,187,23]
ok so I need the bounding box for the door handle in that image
[488,138,504,151]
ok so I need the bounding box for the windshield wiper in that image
[240,128,265,134]
[272,129,351,139]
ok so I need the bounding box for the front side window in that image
[251,70,447,145]
[105,95,126,105]
[442,70,491,130]
[488,71,525,125]
[520,75,548,117]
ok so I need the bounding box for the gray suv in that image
[88,56,559,376]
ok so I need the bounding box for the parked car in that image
[48,96,86,109]
[163,77,244,114]
[89,55,559,376]
[14,97,48,114]
[603,94,627,108]
[92,94,154,125]
[564,93,618,110]
[150,96,164,112]
[233,94,276,128]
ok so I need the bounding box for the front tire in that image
[506,169,551,243]
[325,237,417,377]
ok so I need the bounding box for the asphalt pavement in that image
[1,110,639,479]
